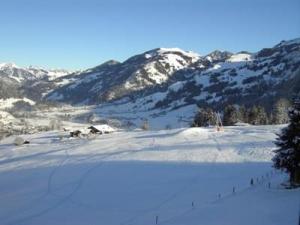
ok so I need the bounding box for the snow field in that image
[0,125,299,225]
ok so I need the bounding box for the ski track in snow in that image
[5,135,164,225]
[6,154,125,223]
[119,130,282,225]
[0,126,299,225]
[0,142,82,224]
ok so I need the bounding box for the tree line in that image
[192,98,291,127]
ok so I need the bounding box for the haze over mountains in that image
[1,38,299,112]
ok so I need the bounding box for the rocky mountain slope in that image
[46,38,300,112]
[0,63,72,101]
[47,48,201,104]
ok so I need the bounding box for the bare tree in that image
[14,136,25,146]
[141,120,149,130]
[49,119,62,130]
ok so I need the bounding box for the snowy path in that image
[0,125,299,225]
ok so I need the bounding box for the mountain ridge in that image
[45,38,300,112]
[1,38,299,113]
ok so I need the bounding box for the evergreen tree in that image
[273,96,300,185]
[239,105,248,123]
[248,105,268,125]
[272,98,290,124]
[192,108,216,127]
[49,119,62,130]
[248,106,259,125]
[223,105,240,126]
[256,106,268,125]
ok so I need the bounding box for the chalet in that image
[70,130,82,137]
[88,125,115,134]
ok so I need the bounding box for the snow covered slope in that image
[46,38,300,114]
[2,38,299,116]
[47,48,201,104]
[0,63,72,100]
[0,125,299,225]
[0,63,70,83]
[0,97,35,110]
[149,38,300,111]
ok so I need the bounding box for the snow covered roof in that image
[88,124,115,132]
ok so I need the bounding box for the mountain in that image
[1,38,299,116]
[46,38,300,112]
[0,63,72,100]
[47,48,201,104]
[0,63,70,82]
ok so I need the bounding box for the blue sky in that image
[0,0,299,70]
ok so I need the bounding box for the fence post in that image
[232,187,235,194]
[298,205,300,225]
[156,215,158,225]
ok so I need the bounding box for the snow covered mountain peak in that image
[0,62,19,69]
[2,38,299,112]
[143,47,201,62]
[205,50,233,63]
[46,37,300,109]
[0,62,72,100]
[115,48,202,94]
[0,62,71,82]
[27,66,71,80]
[157,47,200,58]
[227,52,253,62]
[46,47,203,103]
[0,62,37,83]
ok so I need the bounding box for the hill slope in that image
[0,125,299,225]
[46,38,300,112]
